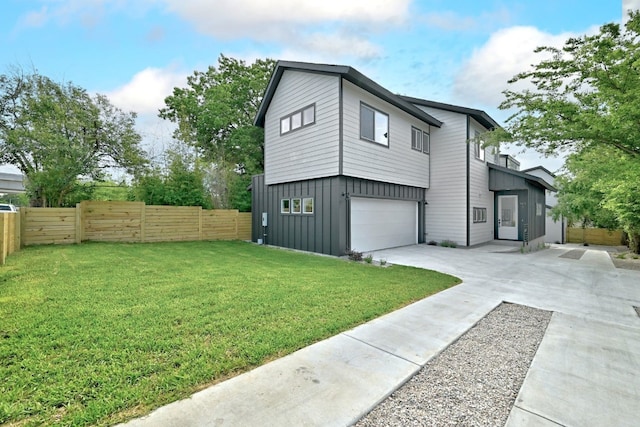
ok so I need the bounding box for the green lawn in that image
[0,241,460,426]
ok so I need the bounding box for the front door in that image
[498,195,518,240]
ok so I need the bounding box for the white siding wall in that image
[264,70,340,185]
[341,81,430,188]
[468,118,495,246]
[419,107,467,245]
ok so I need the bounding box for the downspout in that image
[466,115,470,247]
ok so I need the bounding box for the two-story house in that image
[251,61,554,256]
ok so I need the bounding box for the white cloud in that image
[104,66,189,158]
[158,0,410,59]
[623,0,640,22]
[452,26,579,108]
[105,66,187,115]
[422,8,512,32]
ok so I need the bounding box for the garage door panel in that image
[350,198,417,252]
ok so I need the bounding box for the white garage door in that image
[350,198,418,252]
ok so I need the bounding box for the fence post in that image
[75,202,82,244]
[198,207,203,241]
[140,202,146,243]
[14,210,21,250]
[20,209,26,248]
[0,214,6,265]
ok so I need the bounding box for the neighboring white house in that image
[251,61,555,256]
[522,166,566,244]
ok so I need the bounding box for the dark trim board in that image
[252,174,426,256]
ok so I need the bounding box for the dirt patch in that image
[609,251,640,271]
[559,249,586,260]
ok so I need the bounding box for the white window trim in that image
[280,199,290,214]
[291,198,301,214]
[303,198,314,214]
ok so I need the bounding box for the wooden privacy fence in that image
[0,212,20,265]
[566,227,624,246]
[12,201,251,249]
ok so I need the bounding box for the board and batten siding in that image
[417,106,468,245]
[341,80,430,189]
[468,118,495,246]
[264,70,340,185]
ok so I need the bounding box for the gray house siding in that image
[468,118,496,246]
[341,80,431,189]
[252,174,425,256]
[264,70,340,185]
[417,107,468,245]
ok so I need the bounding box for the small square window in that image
[292,198,301,214]
[302,106,315,126]
[536,203,543,216]
[411,127,422,151]
[291,112,302,130]
[473,207,487,223]
[280,117,290,134]
[423,131,430,154]
[281,199,290,214]
[303,198,314,214]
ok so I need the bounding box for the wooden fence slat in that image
[11,202,252,249]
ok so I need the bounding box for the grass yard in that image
[0,241,460,426]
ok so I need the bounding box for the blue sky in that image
[1,0,636,174]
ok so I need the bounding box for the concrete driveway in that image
[371,243,640,426]
[123,243,640,427]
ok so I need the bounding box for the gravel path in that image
[355,303,551,427]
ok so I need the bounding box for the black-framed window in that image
[473,207,487,223]
[411,127,430,154]
[423,131,430,154]
[360,103,389,146]
[280,104,315,135]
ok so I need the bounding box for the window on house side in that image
[281,199,290,214]
[292,198,301,214]
[360,103,389,146]
[303,198,314,214]
[280,104,315,136]
[423,131,430,154]
[302,106,315,126]
[473,207,487,223]
[536,203,542,216]
[411,127,422,151]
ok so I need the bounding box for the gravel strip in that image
[355,302,551,427]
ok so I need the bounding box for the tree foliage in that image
[499,13,640,252]
[159,55,276,175]
[499,12,640,158]
[0,68,147,207]
[130,151,212,209]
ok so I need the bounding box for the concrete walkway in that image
[122,244,640,427]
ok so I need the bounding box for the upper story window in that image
[360,103,389,146]
[411,127,430,154]
[473,130,485,161]
[280,104,315,135]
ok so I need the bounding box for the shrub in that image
[345,249,363,262]
[364,254,373,264]
[440,240,458,248]
[427,240,438,246]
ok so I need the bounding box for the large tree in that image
[159,56,275,211]
[0,69,147,207]
[499,12,640,158]
[497,12,640,252]
[159,55,275,175]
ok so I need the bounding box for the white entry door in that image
[350,198,418,252]
[498,195,518,240]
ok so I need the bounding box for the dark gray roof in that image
[399,96,501,130]
[254,61,443,128]
[521,165,556,177]
[488,163,557,191]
